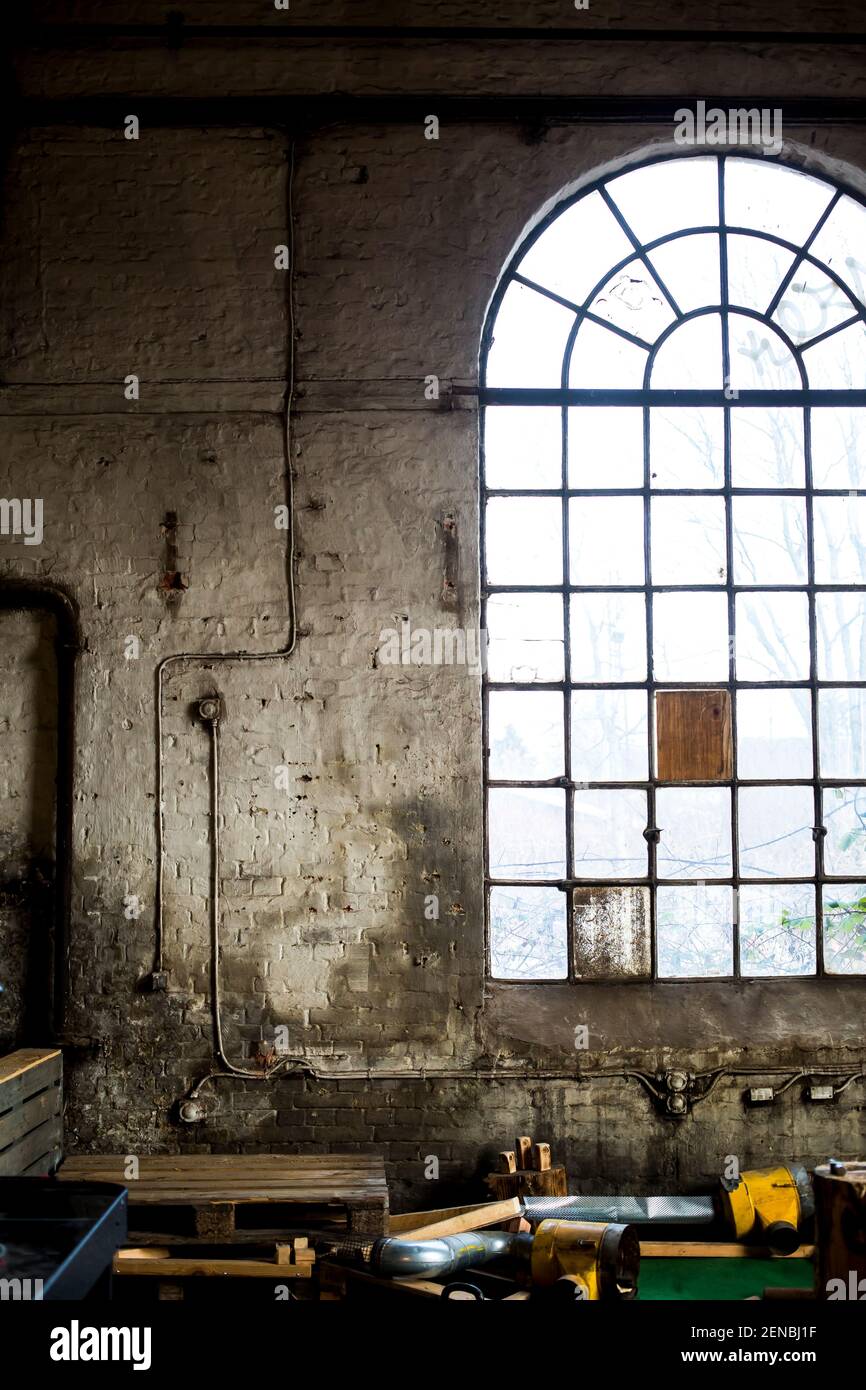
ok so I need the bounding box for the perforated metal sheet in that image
[523,1195,715,1225]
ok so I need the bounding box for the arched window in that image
[481,153,866,983]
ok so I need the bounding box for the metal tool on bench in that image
[321,1217,640,1300]
[523,1164,814,1254]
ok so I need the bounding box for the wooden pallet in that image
[57,1153,389,1237]
[0,1048,63,1176]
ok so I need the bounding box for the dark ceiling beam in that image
[14,24,866,46]
[14,96,866,129]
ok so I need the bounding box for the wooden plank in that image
[0,1084,61,1152]
[114,1255,313,1279]
[640,1241,815,1259]
[656,689,732,783]
[0,1050,62,1114]
[391,1198,521,1239]
[0,1116,62,1176]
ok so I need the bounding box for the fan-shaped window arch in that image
[481,153,866,983]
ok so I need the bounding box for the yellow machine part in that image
[529,1219,636,1300]
[720,1165,804,1241]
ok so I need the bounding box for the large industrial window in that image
[481,153,866,982]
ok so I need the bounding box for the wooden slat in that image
[0,1050,62,1113]
[0,1084,61,1151]
[656,689,732,783]
[390,1198,521,1239]
[114,1254,313,1279]
[640,1241,815,1259]
[0,1116,62,1176]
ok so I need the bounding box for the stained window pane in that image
[568,320,649,389]
[646,234,721,314]
[573,886,651,979]
[518,190,632,308]
[573,789,647,878]
[738,786,815,879]
[486,593,564,683]
[486,497,562,584]
[823,787,866,876]
[811,407,866,489]
[739,884,816,976]
[649,406,724,488]
[816,593,866,679]
[656,787,732,879]
[488,788,566,881]
[726,233,795,315]
[484,406,562,489]
[571,689,648,782]
[653,593,729,680]
[656,884,734,978]
[568,406,643,488]
[485,281,575,387]
[489,885,568,980]
[730,408,804,488]
[569,497,644,585]
[488,691,564,779]
[819,688,866,778]
[606,157,719,244]
[735,592,810,680]
[809,196,866,310]
[732,497,807,585]
[823,885,866,975]
[571,593,647,681]
[651,497,727,584]
[729,313,802,392]
[725,158,833,243]
[650,314,723,390]
[813,498,866,584]
[588,258,676,343]
[737,689,813,779]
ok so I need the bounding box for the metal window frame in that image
[480,150,866,985]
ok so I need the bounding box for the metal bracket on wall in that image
[629,1068,725,1118]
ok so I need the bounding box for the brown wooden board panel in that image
[0,1050,62,1113]
[0,1083,62,1151]
[0,1116,63,1176]
[655,689,732,783]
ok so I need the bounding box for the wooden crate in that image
[0,1048,63,1176]
[57,1153,389,1238]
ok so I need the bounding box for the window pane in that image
[488,691,564,779]
[729,314,802,392]
[739,884,816,976]
[646,234,721,314]
[571,593,646,681]
[588,258,676,343]
[653,593,729,680]
[735,592,810,680]
[651,497,727,584]
[823,885,866,975]
[486,593,564,683]
[730,408,804,488]
[650,313,722,389]
[573,886,651,979]
[488,788,566,881]
[656,787,732,879]
[816,593,866,679]
[569,497,644,585]
[811,407,866,489]
[656,884,733,977]
[571,689,648,782]
[485,281,575,387]
[484,406,562,489]
[737,689,813,779]
[809,195,866,310]
[813,498,866,584]
[518,190,632,308]
[573,789,647,878]
[726,233,795,316]
[802,323,866,390]
[606,157,719,244]
[725,158,833,243]
[773,260,857,346]
[568,320,649,389]
[489,885,568,980]
[823,786,866,876]
[649,406,724,489]
[732,497,807,585]
[485,497,562,584]
[568,406,643,488]
[738,786,815,879]
[819,688,866,778]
